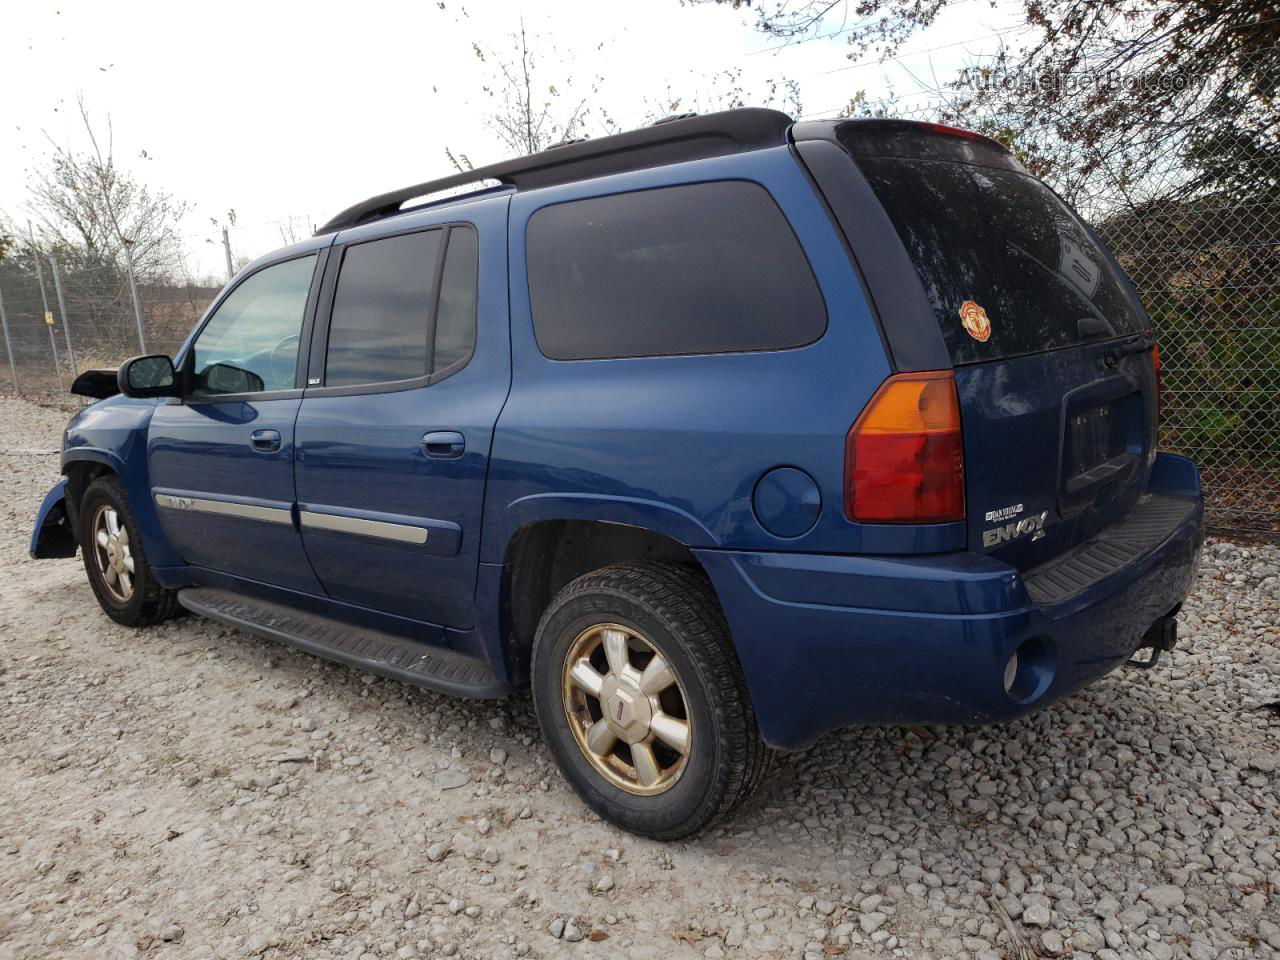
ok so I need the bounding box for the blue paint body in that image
[31,131,1204,751]
[696,453,1201,747]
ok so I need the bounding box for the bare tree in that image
[274,214,314,247]
[452,20,803,174]
[21,98,189,281]
[473,21,611,156]
[642,66,803,121]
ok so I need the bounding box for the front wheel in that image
[531,562,770,839]
[79,475,181,627]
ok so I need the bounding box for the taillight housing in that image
[845,371,965,523]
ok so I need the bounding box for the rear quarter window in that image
[526,180,827,360]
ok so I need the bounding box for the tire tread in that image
[80,475,181,627]
[533,561,770,838]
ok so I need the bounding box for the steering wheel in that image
[267,334,300,387]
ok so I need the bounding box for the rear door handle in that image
[249,429,281,452]
[422,431,465,459]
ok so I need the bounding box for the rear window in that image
[854,156,1148,364]
[526,181,827,360]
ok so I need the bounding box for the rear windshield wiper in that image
[1005,240,1112,332]
[1077,315,1116,339]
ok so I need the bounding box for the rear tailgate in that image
[832,121,1160,574]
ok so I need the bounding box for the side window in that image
[526,181,827,360]
[324,226,479,388]
[326,229,443,387]
[432,226,479,374]
[191,254,317,395]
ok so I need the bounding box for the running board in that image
[177,587,511,698]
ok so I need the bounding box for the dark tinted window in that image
[856,157,1147,364]
[326,230,443,387]
[433,226,478,374]
[527,181,826,360]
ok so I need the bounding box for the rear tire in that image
[531,561,770,839]
[79,475,181,627]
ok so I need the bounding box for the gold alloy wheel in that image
[561,622,692,796]
[91,504,135,603]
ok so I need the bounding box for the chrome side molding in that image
[154,491,431,545]
[299,510,429,545]
[154,493,293,525]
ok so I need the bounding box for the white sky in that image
[1,0,1023,280]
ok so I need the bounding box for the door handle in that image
[249,429,281,452]
[421,431,465,459]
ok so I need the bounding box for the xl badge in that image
[983,511,1047,548]
[958,300,992,342]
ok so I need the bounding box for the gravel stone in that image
[426,842,450,862]
[1040,930,1065,953]
[1023,903,1051,927]
[860,912,888,934]
[1141,885,1186,911]
[434,769,470,791]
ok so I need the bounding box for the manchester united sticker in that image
[958,300,992,342]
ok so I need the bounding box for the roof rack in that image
[316,108,794,235]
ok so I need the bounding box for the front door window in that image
[190,254,317,395]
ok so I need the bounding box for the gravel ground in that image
[1,395,1277,960]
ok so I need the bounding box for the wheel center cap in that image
[599,674,652,744]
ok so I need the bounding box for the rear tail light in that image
[845,371,965,523]
[1152,341,1163,421]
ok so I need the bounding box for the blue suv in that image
[31,110,1203,838]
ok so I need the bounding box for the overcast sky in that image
[1,0,1022,279]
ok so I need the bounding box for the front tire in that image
[531,562,770,839]
[79,475,181,627]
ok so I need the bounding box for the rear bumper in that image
[697,453,1204,750]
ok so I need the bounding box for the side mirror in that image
[203,362,265,395]
[117,355,179,398]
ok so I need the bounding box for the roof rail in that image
[653,112,698,125]
[316,108,794,235]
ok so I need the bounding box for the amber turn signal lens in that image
[845,371,965,523]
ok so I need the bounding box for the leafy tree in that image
[698,0,1279,200]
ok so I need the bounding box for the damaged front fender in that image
[29,477,78,559]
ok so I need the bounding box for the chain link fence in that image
[0,254,217,396]
[1099,193,1279,535]
[0,119,1276,536]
